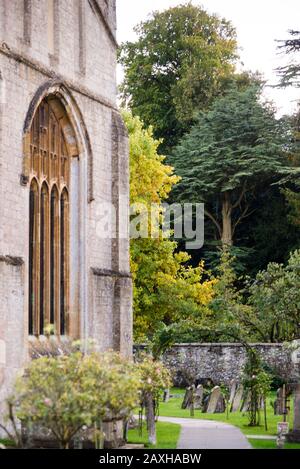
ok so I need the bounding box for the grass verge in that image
[127,421,181,449]
[249,438,300,449]
[158,388,294,438]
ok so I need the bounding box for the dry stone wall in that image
[161,343,298,387]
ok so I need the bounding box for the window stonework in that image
[28,98,71,337]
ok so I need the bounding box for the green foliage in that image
[150,322,179,360]
[284,188,300,227]
[240,188,300,276]
[125,111,216,341]
[242,349,272,427]
[248,249,300,342]
[171,85,294,246]
[276,30,300,88]
[207,248,253,342]
[249,439,300,449]
[261,363,287,391]
[123,111,179,205]
[138,355,172,399]
[10,352,140,449]
[119,3,238,152]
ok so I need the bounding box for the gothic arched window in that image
[28,98,70,336]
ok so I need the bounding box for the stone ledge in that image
[91,267,132,279]
[0,255,24,266]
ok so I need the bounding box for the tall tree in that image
[119,3,237,153]
[170,85,293,248]
[277,30,300,87]
[124,111,216,340]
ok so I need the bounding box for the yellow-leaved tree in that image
[123,111,216,342]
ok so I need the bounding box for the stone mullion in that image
[66,193,70,335]
[34,184,41,336]
[63,192,70,335]
[43,110,51,330]
[58,129,62,184]
[54,191,61,335]
[44,187,51,330]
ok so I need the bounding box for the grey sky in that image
[116,0,299,116]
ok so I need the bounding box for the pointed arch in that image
[24,81,90,339]
[22,79,93,201]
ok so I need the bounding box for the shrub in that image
[5,351,140,449]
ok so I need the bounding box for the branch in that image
[232,206,257,236]
[204,209,222,238]
[0,422,16,443]
[232,181,247,209]
[240,318,269,342]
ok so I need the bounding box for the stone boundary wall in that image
[159,343,299,387]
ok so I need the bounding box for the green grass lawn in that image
[127,421,181,449]
[0,438,15,447]
[249,439,300,449]
[158,388,296,439]
[1,423,181,450]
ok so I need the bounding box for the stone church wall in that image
[0,0,132,411]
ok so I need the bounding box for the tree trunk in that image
[145,392,156,446]
[221,192,233,247]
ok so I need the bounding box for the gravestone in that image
[181,386,194,409]
[181,386,191,409]
[287,383,300,442]
[229,380,237,405]
[241,391,251,412]
[274,388,285,415]
[194,385,203,409]
[286,343,300,442]
[206,386,223,414]
[215,395,226,413]
[163,389,170,403]
[231,385,244,412]
[202,394,210,413]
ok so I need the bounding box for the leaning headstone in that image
[181,386,193,409]
[241,391,251,412]
[229,380,237,405]
[231,385,244,412]
[206,386,222,414]
[194,385,203,409]
[215,394,226,413]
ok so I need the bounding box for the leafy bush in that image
[138,355,172,399]
[248,250,300,342]
[4,351,140,449]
